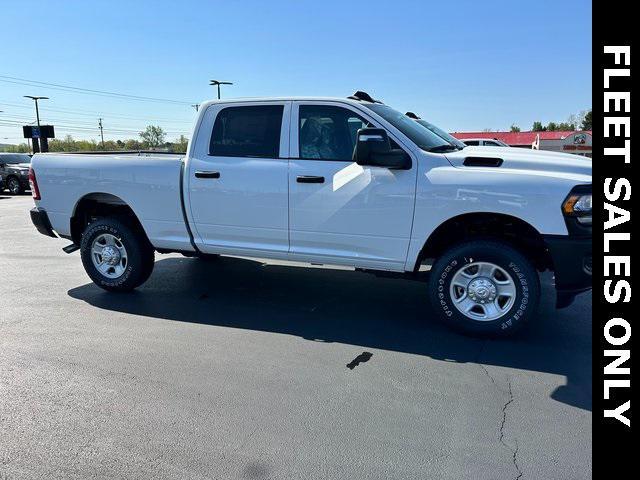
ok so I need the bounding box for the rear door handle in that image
[297,175,325,184]
[195,171,220,179]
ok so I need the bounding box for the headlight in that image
[20,170,29,176]
[562,191,592,225]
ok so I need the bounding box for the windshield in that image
[0,154,31,164]
[416,119,466,149]
[363,104,457,152]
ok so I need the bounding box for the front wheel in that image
[427,240,540,336]
[80,217,155,292]
[7,177,23,195]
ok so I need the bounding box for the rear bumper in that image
[30,207,57,238]
[544,235,592,308]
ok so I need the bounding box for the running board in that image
[62,244,80,254]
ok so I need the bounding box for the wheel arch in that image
[414,212,553,272]
[70,192,149,245]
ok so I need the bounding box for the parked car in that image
[0,153,32,194]
[29,91,591,336]
[460,138,510,147]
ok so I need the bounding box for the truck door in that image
[288,101,417,270]
[187,101,291,255]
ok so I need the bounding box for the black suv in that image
[0,153,32,195]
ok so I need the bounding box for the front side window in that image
[209,105,283,158]
[464,140,480,146]
[299,105,370,161]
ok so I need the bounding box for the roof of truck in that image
[199,96,374,109]
[199,91,382,110]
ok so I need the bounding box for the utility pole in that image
[209,80,233,99]
[98,118,105,148]
[24,95,49,152]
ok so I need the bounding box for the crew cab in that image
[29,91,592,336]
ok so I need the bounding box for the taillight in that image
[29,167,41,200]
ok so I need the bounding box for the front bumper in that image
[544,235,592,308]
[30,207,57,238]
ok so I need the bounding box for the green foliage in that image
[510,124,521,132]
[0,126,188,153]
[139,125,166,149]
[532,109,591,133]
[172,135,189,153]
[0,143,30,153]
[581,110,592,130]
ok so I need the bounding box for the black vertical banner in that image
[595,0,634,473]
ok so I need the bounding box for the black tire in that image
[7,177,23,195]
[80,217,155,292]
[427,240,540,337]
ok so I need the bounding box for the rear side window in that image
[209,105,284,158]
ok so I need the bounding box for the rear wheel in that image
[427,240,540,336]
[80,217,154,292]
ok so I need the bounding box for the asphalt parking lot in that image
[1,195,591,479]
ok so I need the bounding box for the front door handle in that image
[195,171,220,179]
[297,175,325,184]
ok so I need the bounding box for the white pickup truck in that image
[29,91,592,336]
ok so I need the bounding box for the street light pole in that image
[24,95,49,152]
[209,80,233,99]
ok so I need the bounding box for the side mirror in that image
[353,128,411,170]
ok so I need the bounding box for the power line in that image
[0,113,191,134]
[0,119,189,136]
[0,101,194,124]
[0,75,196,105]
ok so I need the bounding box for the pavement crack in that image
[499,381,522,480]
[476,341,522,479]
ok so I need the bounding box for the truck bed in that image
[31,152,193,251]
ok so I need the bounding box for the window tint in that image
[363,104,452,152]
[209,105,283,158]
[299,105,370,161]
[464,140,479,146]
[0,154,31,164]
[484,140,499,146]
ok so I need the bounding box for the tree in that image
[2,143,30,153]
[581,110,592,130]
[139,125,166,149]
[171,135,189,153]
[532,121,545,132]
[124,139,143,150]
[510,124,521,132]
[546,122,559,131]
[555,122,576,131]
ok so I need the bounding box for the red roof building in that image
[451,131,593,157]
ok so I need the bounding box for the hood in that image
[8,163,31,171]
[444,146,591,180]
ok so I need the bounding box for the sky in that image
[0,0,592,144]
